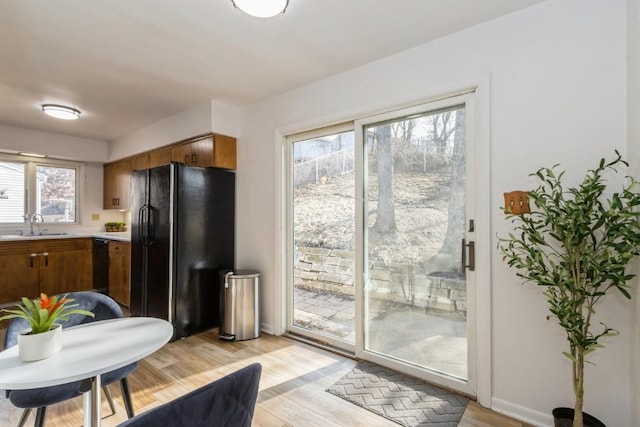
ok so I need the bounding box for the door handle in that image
[461,239,475,272]
[147,206,155,245]
[138,204,149,244]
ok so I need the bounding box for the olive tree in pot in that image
[498,152,640,427]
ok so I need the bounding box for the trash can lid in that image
[227,270,260,279]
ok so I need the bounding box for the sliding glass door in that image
[286,93,477,395]
[357,100,472,388]
[288,126,356,349]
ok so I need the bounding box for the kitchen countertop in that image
[0,232,131,243]
[91,232,131,242]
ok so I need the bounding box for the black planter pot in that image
[552,407,606,427]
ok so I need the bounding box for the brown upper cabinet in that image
[103,158,133,210]
[103,133,236,210]
[148,148,173,169]
[131,154,149,171]
[132,148,172,171]
[171,134,236,170]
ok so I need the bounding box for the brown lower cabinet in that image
[108,240,131,307]
[0,238,93,305]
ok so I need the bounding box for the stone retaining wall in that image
[295,246,467,320]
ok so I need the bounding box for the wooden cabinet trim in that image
[104,132,236,170]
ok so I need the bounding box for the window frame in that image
[0,154,84,225]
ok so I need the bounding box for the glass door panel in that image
[291,130,356,345]
[363,106,468,380]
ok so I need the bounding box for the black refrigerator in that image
[130,163,234,339]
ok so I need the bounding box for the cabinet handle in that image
[184,154,189,164]
[30,253,37,268]
[43,252,49,267]
[191,153,197,163]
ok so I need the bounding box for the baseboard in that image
[260,322,274,335]
[491,397,554,427]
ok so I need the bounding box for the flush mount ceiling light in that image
[231,0,288,18]
[41,104,81,120]
[19,152,48,158]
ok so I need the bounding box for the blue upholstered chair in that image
[3,291,137,427]
[118,363,262,427]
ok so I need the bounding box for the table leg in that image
[83,375,102,427]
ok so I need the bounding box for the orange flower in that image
[39,293,52,309]
[38,293,69,314]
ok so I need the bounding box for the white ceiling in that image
[0,0,543,142]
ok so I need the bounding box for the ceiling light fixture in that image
[231,0,288,18]
[41,104,81,120]
[19,152,48,158]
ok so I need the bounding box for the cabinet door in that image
[0,251,40,304]
[171,137,214,167]
[109,241,131,306]
[171,143,194,166]
[212,134,237,170]
[148,148,172,169]
[39,240,93,296]
[103,159,133,209]
[132,155,150,171]
[189,137,215,167]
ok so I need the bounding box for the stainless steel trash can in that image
[219,270,260,341]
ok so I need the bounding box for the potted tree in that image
[498,151,640,427]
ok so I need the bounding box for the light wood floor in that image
[0,329,532,427]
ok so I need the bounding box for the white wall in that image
[0,124,124,231]
[0,123,108,162]
[628,0,640,425]
[235,0,628,425]
[109,100,240,161]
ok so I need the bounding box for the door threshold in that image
[283,331,356,360]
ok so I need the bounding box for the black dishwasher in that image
[93,238,109,294]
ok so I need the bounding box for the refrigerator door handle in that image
[148,206,156,245]
[138,204,149,245]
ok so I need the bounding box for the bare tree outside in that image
[370,125,397,235]
[434,109,466,273]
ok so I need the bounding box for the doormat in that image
[326,361,468,427]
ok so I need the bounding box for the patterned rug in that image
[326,362,468,427]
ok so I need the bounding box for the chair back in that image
[118,363,262,427]
[4,291,123,348]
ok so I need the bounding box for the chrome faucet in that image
[30,213,44,236]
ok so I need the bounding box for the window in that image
[0,157,80,224]
[36,165,77,223]
[0,161,26,223]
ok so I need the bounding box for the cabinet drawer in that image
[108,241,130,254]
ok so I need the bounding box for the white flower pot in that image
[17,324,62,362]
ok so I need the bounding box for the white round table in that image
[0,317,173,427]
